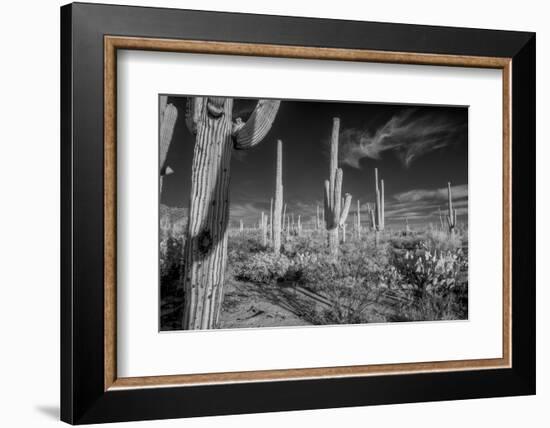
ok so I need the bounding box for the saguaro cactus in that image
[446,182,458,235]
[159,96,178,193]
[316,205,321,230]
[356,199,361,238]
[182,97,280,330]
[261,212,268,246]
[373,168,385,245]
[273,140,283,253]
[323,117,352,256]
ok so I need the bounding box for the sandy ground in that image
[218,278,313,329]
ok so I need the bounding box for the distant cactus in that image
[159,96,178,193]
[373,168,385,245]
[316,205,321,230]
[356,199,361,237]
[446,182,458,235]
[261,212,268,246]
[182,97,280,330]
[323,118,352,256]
[285,214,290,241]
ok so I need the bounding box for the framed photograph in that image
[61,2,535,424]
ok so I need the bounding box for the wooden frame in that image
[104,35,512,390]
[62,2,535,424]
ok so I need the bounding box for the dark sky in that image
[162,96,468,229]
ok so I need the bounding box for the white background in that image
[0,0,546,427]
[118,51,503,377]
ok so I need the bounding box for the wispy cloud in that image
[339,109,466,168]
[393,184,468,203]
[386,184,468,221]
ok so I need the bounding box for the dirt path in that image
[218,278,313,329]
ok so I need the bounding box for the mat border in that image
[103,35,512,391]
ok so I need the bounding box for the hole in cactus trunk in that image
[198,230,213,255]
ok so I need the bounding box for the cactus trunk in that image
[273,140,283,253]
[373,168,385,245]
[269,198,273,241]
[182,98,233,330]
[182,96,279,330]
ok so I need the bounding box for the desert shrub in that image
[282,234,326,256]
[388,248,468,321]
[424,229,462,252]
[159,235,185,330]
[227,233,267,265]
[234,252,291,284]
[389,235,427,251]
[312,275,383,325]
[160,236,184,294]
[292,242,392,324]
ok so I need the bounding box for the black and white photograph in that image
[159,96,469,331]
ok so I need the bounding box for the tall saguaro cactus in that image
[182,97,280,330]
[159,96,178,193]
[373,168,385,244]
[272,140,283,253]
[323,117,352,256]
[447,182,458,235]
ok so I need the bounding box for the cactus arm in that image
[233,100,281,149]
[160,100,178,170]
[185,97,204,135]
[206,97,226,117]
[160,96,168,118]
[323,179,330,227]
[339,193,352,226]
[159,97,177,192]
